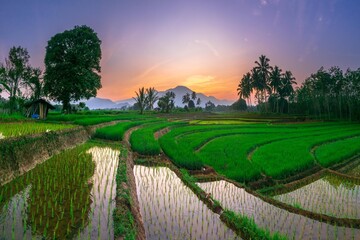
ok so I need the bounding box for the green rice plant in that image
[252,126,360,179]
[0,122,75,138]
[315,136,360,167]
[221,210,288,240]
[130,121,184,155]
[113,148,137,240]
[94,119,160,141]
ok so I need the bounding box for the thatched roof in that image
[24,99,55,109]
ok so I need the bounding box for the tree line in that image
[238,55,360,121]
[237,55,296,114]
[293,66,360,121]
[0,25,102,114]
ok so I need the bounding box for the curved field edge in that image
[129,121,185,155]
[250,126,360,179]
[134,158,287,240]
[94,119,162,141]
[314,135,360,167]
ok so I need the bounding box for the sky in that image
[1,0,360,101]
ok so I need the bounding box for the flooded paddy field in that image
[134,165,240,240]
[198,180,360,240]
[274,174,360,219]
[0,144,119,239]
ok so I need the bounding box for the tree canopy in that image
[44,25,102,113]
[0,46,40,112]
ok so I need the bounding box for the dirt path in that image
[154,126,170,139]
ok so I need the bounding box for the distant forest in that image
[238,55,360,121]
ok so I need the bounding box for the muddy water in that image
[274,174,360,219]
[134,166,240,240]
[0,145,119,239]
[198,180,360,240]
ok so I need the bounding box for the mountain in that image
[85,86,233,109]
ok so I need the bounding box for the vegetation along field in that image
[1,111,360,239]
[1,3,360,238]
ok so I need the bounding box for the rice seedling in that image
[0,122,75,138]
[198,180,360,239]
[134,165,240,239]
[274,173,360,219]
[0,143,120,239]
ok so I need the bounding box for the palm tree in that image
[182,92,190,105]
[191,91,197,100]
[269,66,282,112]
[237,72,253,106]
[196,97,201,106]
[145,87,158,110]
[280,70,296,113]
[133,87,147,114]
[254,55,272,111]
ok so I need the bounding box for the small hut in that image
[24,99,55,119]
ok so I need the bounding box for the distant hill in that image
[85,85,233,109]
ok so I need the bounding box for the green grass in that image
[315,136,360,167]
[94,119,161,141]
[129,121,184,155]
[158,121,360,181]
[113,148,137,239]
[47,112,152,126]
[221,210,287,240]
[251,126,360,179]
[0,122,75,138]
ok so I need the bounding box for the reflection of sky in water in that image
[134,166,240,240]
[198,180,360,240]
[274,175,360,219]
[0,185,40,239]
[0,146,119,240]
[77,147,119,240]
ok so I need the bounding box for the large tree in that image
[44,25,102,113]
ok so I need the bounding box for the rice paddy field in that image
[0,122,75,139]
[1,111,360,239]
[0,142,119,239]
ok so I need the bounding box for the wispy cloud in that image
[194,40,220,57]
[135,58,173,80]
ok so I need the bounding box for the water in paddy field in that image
[0,146,119,240]
[134,165,240,240]
[77,147,119,239]
[198,180,360,240]
[274,174,360,219]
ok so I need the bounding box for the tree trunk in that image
[62,100,71,114]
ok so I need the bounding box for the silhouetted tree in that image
[158,91,176,113]
[44,25,102,113]
[133,87,147,114]
[232,98,247,111]
[145,87,158,110]
[205,101,215,111]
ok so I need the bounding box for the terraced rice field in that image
[0,143,119,239]
[198,180,360,240]
[273,174,360,219]
[158,121,360,182]
[0,122,75,139]
[134,165,239,239]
